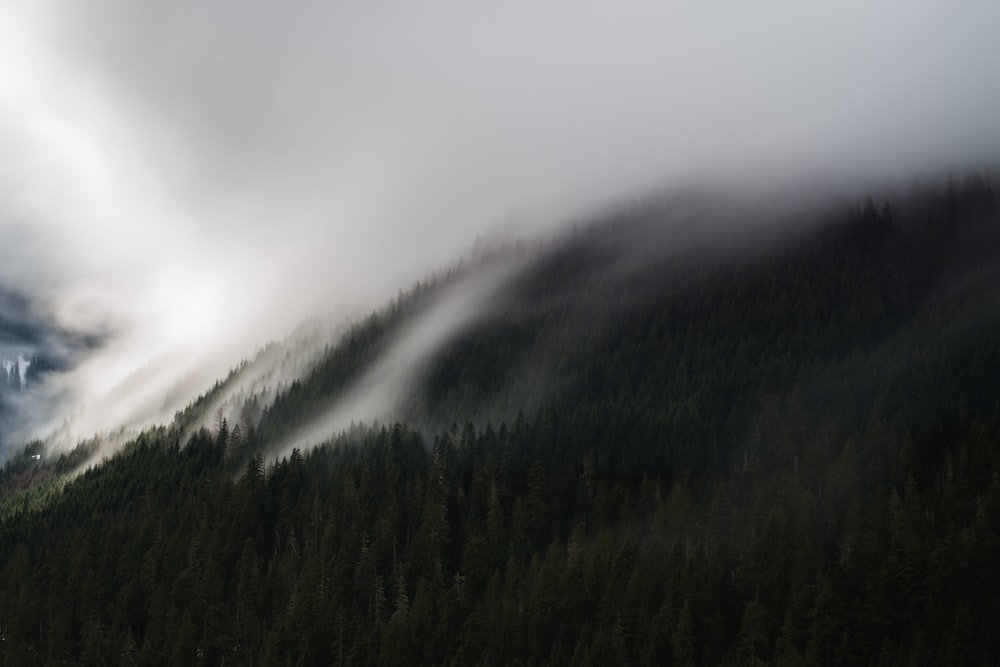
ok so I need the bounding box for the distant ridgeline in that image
[0,349,64,451]
[0,286,100,451]
[0,354,36,447]
[0,288,42,404]
[1,174,1000,664]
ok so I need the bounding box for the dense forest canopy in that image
[1,175,999,664]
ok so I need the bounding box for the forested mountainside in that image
[1,175,1000,665]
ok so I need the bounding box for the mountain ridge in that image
[1,174,999,663]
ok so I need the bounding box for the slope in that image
[1,174,999,664]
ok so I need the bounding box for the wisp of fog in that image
[273,256,525,458]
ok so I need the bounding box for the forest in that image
[1,175,999,665]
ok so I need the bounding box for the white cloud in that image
[0,0,998,449]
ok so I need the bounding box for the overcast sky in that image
[1,0,998,445]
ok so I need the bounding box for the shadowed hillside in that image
[1,175,999,665]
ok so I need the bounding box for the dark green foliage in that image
[1,175,1000,664]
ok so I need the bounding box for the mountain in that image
[0,287,108,454]
[1,175,1000,664]
[1,356,30,390]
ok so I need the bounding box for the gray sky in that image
[0,0,998,445]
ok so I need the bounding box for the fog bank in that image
[0,1,998,453]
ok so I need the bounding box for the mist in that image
[273,255,524,458]
[0,1,998,455]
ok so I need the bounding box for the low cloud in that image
[274,256,524,458]
[0,1,997,454]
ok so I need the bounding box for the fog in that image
[0,1,998,455]
[271,256,523,457]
